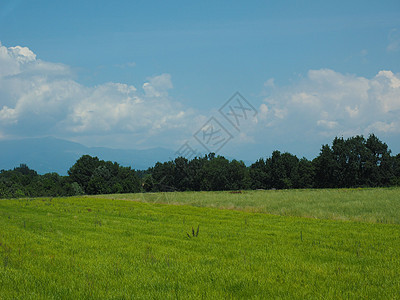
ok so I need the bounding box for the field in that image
[1,188,400,299]
[94,188,400,224]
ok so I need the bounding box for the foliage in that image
[0,157,141,198]
[0,164,76,198]
[313,134,396,188]
[148,134,399,192]
[1,134,400,198]
[69,156,141,195]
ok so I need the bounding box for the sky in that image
[0,0,400,162]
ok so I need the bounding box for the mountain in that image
[0,137,174,175]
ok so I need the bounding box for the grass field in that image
[94,187,400,224]
[1,188,400,299]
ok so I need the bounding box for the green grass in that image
[93,187,400,224]
[0,189,399,299]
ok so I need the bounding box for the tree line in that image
[1,134,400,198]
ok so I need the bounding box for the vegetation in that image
[68,155,141,195]
[93,187,400,224]
[1,190,399,299]
[1,134,400,198]
[2,134,399,298]
[0,164,77,198]
[0,157,141,198]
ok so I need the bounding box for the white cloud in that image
[2,41,399,155]
[259,68,400,138]
[0,105,17,124]
[142,73,173,98]
[345,105,359,118]
[372,70,400,113]
[0,42,196,148]
[291,92,320,106]
[366,121,398,133]
[8,46,36,63]
[317,120,338,129]
[258,103,268,120]
[273,107,287,119]
[0,42,20,77]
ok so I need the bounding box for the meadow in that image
[0,188,400,299]
[95,187,400,224]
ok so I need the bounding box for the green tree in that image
[228,159,250,190]
[151,161,176,192]
[116,166,141,193]
[313,144,337,188]
[249,158,269,189]
[68,155,102,193]
[87,165,112,195]
[393,154,400,186]
[142,174,155,192]
[266,151,300,189]
[173,157,190,191]
[200,155,230,191]
[296,158,315,188]
[313,134,396,188]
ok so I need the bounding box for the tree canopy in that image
[1,134,399,198]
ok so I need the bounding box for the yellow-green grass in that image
[1,193,400,299]
[92,187,400,224]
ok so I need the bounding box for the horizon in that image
[1,133,399,176]
[1,1,399,164]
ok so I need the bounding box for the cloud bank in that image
[0,41,399,157]
[0,42,196,148]
[258,69,400,142]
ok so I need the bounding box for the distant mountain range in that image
[0,137,174,175]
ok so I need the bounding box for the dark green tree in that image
[313,144,337,188]
[151,161,176,192]
[266,151,300,189]
[173,157,190,191]
[68,155,102,193]
[249,158,270,189]
[296,158,315,188]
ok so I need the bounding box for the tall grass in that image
[1,194,400,299]
[93,187,400,224]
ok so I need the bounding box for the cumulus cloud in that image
[8,46,36,63]
[259,68,400,138]
[0,42,196,147]
[2,41,399,155]
[142,73,173,98]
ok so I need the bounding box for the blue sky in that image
[0,0,400,162]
